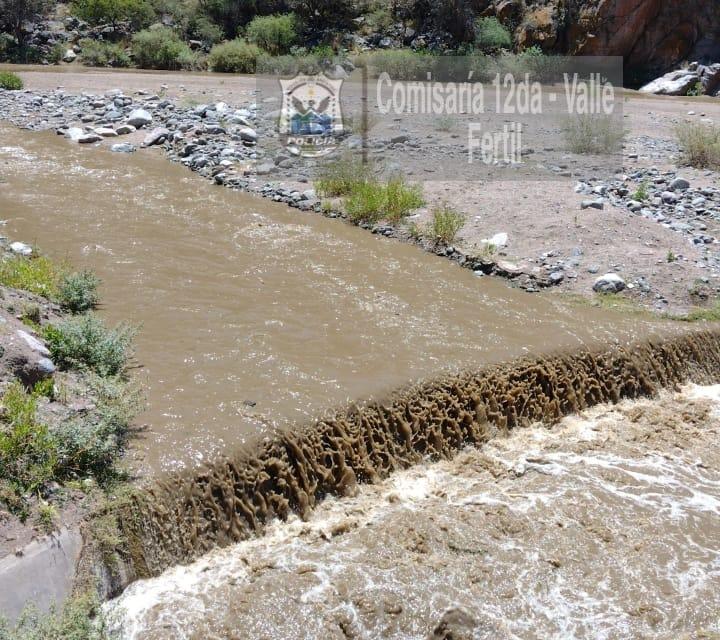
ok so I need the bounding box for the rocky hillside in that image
[2,0,720,86]
[487,0,720,82]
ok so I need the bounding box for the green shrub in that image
[0,71,23,90]
[289,0,356,31]
[188,15,225,45]
[362,6,393,34]
[562,115,625,154]
[79,39,131,67]
[43,314,136,378]
[58,270,100,314]
[383,177,424,223]
[131,27,197,70]
[0,255,63,298]
[72,0,155,29]
[257,51,338,75]
[48,43,65,65]
[52,374,142,481]
[0,592,107,640]
[0,375,140,515]
[359,49,435,81]
[426,205,465,244]
[316,154,374,197]
[207,38,261,73]
[676,122,720,169]
[0,383,57,497]
[345,180,387,225]
[475,16,512,52]
[506,46,564,83]
[686,81,705,97]
[245,13,296,55]
[632,180,650,202]
[343,176,423,225]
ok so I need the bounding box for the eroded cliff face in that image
[498,0,720,82]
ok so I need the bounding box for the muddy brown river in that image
[0,110,718,640]
[0,122,663,474]
[104,385,720,639]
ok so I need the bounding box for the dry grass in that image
[676,122,720,169]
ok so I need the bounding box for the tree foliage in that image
[0,0,48,49]
[71,0,155,28]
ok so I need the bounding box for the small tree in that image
[71,0,155,29]
[474,16,512,52]
[245,13,296,55]
[290,0,356,31]
[197,0,257,39]
[0,0,48,53]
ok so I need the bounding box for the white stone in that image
[9,241,32,256]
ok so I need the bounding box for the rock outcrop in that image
[499,0,720,82]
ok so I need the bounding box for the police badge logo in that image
[279,72,344,158]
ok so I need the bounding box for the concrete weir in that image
[82,328,720,597]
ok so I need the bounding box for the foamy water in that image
[104,385,720,639]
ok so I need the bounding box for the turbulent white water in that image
[104,385,720,639]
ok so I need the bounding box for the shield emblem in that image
[279,72,344,158]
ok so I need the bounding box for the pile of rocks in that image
[576,172,720,256]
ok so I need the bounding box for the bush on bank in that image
[676,122,720,170]
[245,13,297,55]
[0,252,139,519]
[0,253,100,313]
[207,38,262,73]
[474,16,512,52]
[0,71,23,90]
[0,592,107,640]
[43,314,136,378]
[131,26,197,70]
[79,39,132,68]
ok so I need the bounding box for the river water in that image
[0,112,716,639]
[0,123,660,474]
[104,384,720,639]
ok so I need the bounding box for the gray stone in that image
[639,69,700,96]
[77,133,102,144]
[126,108,152,128]
[93,127,117,137]
[255,162,275,175]
[115,124,136,135]
[669,177,690,191]
[238,127,258,143]
[110,143,136,153]
[593,273,626,294]
[581,199,604,210]
[9,241,32,256]
[143,127,170,147]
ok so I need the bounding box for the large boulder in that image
[639,69,701,95]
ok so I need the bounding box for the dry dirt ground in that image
[5,66,720,315]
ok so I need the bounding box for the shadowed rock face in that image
[506,0,720,81]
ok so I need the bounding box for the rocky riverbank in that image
[0,234,141,622]
[4,69,720,315]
